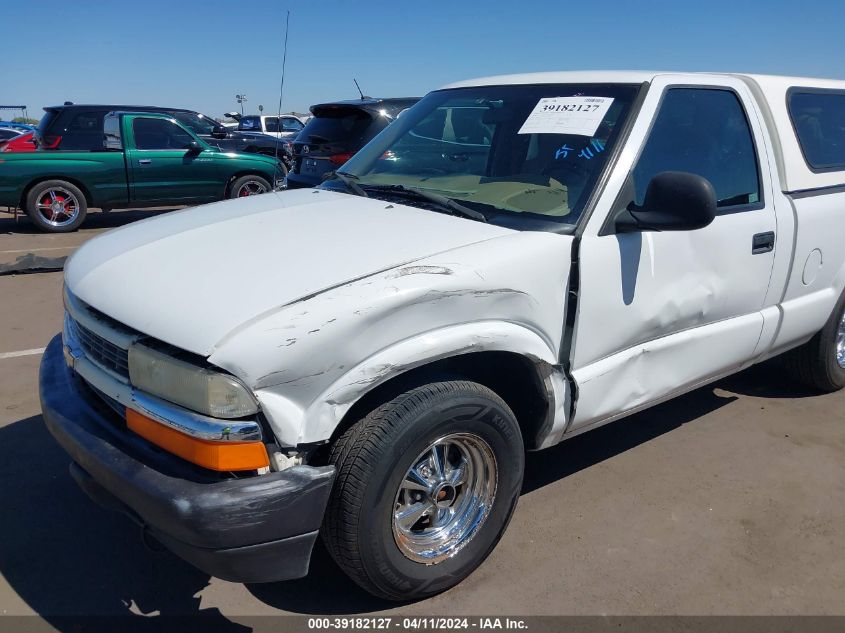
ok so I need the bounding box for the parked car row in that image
[1,96,419,231]
[0,111,283,231]
[1,103,294,165]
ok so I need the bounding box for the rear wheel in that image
[25,180,87,232]
[229,175,272,199]
[322,380,524,601]
[783,289,845,392]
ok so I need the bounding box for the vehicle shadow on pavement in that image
[0,414,249,630]
[522,359,819,495]
[0,208,176,234]
[0,363,816,622]
[715,357,823,399]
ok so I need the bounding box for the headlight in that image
[128,344,258,419]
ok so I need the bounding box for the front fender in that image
[210,231,573,448]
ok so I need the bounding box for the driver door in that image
[125,115,222,204]
[568,75,778,432]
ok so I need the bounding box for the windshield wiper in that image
[328,171,369,198]
[362,184,487,222]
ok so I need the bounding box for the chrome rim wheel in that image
[392,433,497,564]
[36,187,80,227]
[836,307,845,368]
[236,180,268,197]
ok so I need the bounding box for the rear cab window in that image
[391,103,494,176]
[238,116,262,132]
[788,89,845,171]
[103,115,122,150]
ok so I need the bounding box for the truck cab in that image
[236,114,305,139]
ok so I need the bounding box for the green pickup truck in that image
[0,111,283,232]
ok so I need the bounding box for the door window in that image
[133,118,196,150]
[170,111,220,136]
[281,118,304,132]
[633,88,761,209]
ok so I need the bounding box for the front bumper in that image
[39,335,336,583]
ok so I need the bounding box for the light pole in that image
[235,94,248,116]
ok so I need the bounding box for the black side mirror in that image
[211,128,228,139]
[185,140,203,153]
[616,171,717,233]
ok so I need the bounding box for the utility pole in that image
[235,94,248,116]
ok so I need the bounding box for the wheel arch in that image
[329,351,557,455]
[287,322,568,458]
[224,170,277,197]
[20,176,94,209]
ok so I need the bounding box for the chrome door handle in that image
[138,159,152,165]
[752,231,775,254]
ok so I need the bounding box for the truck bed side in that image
[0,151,130,209]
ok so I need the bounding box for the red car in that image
[0,131,38,152]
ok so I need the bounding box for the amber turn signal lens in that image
[126,409,269,472]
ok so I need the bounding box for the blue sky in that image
[6,0,844,121]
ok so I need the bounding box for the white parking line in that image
[0,348,46,360]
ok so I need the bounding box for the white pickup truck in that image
[42,71,845,600]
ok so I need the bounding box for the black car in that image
[34,104,293,171]
[286,97,418,189]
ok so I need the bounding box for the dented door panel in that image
[570,75,778,431]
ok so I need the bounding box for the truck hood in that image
[65,189,513,356]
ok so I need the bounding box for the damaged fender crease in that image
[210,231,574,448]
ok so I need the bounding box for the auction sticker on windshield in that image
[518,96,614,136]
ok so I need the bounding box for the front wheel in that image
[25,180,87,232]
[229,175,272,199]
[322,380,524,601]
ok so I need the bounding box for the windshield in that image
[171,112,221,135]
[329,84,639,230]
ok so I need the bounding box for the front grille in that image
[75,320,130,377]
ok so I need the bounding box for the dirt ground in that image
[1,209,843,628]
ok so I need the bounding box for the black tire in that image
[783,289,845,392]
[228,175,272,199]
[322,380,524,601]
[25,180,87,232]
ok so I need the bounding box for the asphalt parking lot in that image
[1,208,844,627]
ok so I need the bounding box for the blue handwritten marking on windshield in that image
[555,144,573,159]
